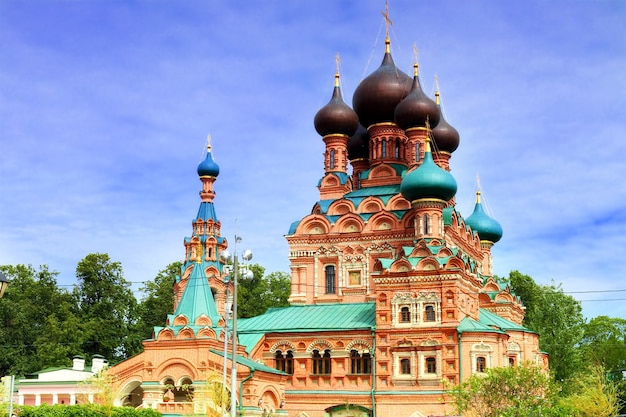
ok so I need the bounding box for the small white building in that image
[16,355,107,406]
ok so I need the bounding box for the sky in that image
[1,0,625,320]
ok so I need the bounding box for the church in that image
[109,8,547,417]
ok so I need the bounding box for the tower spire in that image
[381,0,392,52]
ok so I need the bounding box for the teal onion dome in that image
[197,145,220,177]
[400,141,457,203]
[465,191,503,243]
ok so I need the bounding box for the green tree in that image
[564,365,624,417]
[581,316,626,373]
[0,264,81,376]
[451,362,566,417]
[136,262,180,339]
[73,253,140,363]
[237,264,290,318]
[506,271,585,385]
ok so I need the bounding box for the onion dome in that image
[394,63,440,130]
[347,124,369,160]
[314,72,359,137]
[400,139,457,203]
[197,140,220,177]
[352,38,412,128]
[431,90,460,153]
[465,191,503,243]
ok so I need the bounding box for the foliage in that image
[73,253,141,363]
[581,316,626,373]
[136,262,180,339]
[14,404,161,417]
[236,264,290,318]
[0,264,81,376]
[506,270,585,385]
[79,369,118,417]
[563,365,624,417]
[450,362,566,417]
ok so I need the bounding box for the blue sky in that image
[1,0,625,319]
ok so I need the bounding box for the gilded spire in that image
[206,133,212,151]
[335,53,341,87]
[434,74,441,105]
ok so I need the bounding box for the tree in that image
[581,316,626,373]
[451,362,566,417]
[0,264,81,376]
[564,365,624,417]
[236,264,290,318]
[136,262,180,339]
[506,271,585,385]
[73,253,140,363]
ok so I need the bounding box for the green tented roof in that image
[237,303,376,334]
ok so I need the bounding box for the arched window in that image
[275,350,294,374]
[395,138,400,158]
[400,358,411,375]
[350,350,372,374]
[425,357,437,374]
[312,349,331,375]
[415,142,420,162]
[424,305,435,322]
[329,149,335,169]
[400,306,411,323]
[325,265,336,294]
[381,139,387,158]
[423,214,430,235]
[476,356,486,372]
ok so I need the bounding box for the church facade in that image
[109,13,547,417]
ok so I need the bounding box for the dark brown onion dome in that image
[347,124,369,160]
[431,91,460,153]
[352,39,412,128]
[394,63,440,130]
[314,72,359,137]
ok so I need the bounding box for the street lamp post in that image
[220,234,253,417]
[0,272,9,299]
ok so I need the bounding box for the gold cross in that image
[381,0,393,39]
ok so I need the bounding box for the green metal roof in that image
[457,316,504,334]
[237,303,376,334]
[209,349,287,375]
[479,308,534,333]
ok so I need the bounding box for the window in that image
[395,139,400,158]
[508,357,516,367]
[325,265,336,294]
[476,356,486,372]
[312,349,331,375]
[415,143,420,162]
[329,149,335,169]
[400,306,411,323]
[381,139,387,158]
[424,305,435,322]
[275,350,294,374]
[400,358,411,375]
[425,357,437,374]
[350,350,372,374]
[423,214,430,235]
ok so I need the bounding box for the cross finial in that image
[412,43,419,76]
[381,0,392,40]
[334,53,341,87]
[206,133,212,151]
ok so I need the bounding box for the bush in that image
[10,404,161,417]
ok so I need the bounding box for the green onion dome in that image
[465,191,503,243]
[394,63,440,130]
[352,38,412,128]
[197,142,220,177]
[314,72,359,137]
[400,140,457,203]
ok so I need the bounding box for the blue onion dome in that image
[400,139,457,203]
[394,63,440,130]
[347,124,369,161]
[465,191,503,243]
[197,139,220,177]
[314,72,359,137]
[431,90,460,153]
[352,38,412,129]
